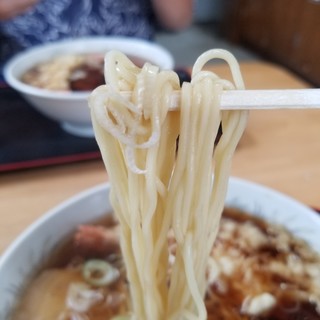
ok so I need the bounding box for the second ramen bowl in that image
[4,37,174,137]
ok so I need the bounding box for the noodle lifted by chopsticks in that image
[89,49,248,320]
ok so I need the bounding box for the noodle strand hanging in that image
[89,49,248,320]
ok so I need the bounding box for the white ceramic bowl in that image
[3,37,174,137]
[1,177,319,319]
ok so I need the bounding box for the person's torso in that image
[0,0,154,68]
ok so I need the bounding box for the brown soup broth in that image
[11,208,320,320]
[45,213,118,269]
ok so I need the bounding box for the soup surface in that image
[11,208,320,320]
[21,53,146,92]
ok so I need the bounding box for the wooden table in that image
[1,61,319,255]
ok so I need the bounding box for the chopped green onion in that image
[65,282,103,313]
[82,259,120,287]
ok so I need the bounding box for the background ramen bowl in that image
[3,37,174,137]
[0,177,320,319]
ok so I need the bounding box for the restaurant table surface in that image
[1,61,320,255]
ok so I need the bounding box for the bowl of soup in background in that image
[3,37,174,137]
[0,177,320,319]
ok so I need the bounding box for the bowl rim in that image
[3,36,175,100]
[0,182,109,270]
[1,176,319,268]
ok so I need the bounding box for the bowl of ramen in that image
[3,37,174,137]
[0,177,320,320]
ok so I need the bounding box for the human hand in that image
[151,0,193,31]
[0,0,39,20]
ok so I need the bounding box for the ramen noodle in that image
[88,49,248,319]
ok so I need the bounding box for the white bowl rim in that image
[3,36,175,100]
[0,182,108,270]
[1,176,320,269]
